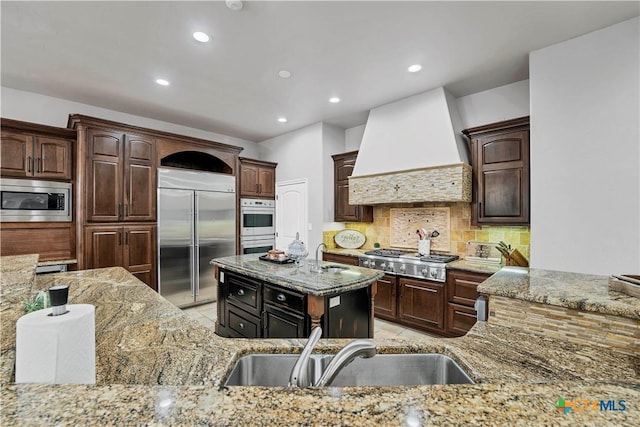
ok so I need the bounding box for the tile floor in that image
[182,302,437,340]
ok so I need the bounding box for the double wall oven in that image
[240,198,275,254]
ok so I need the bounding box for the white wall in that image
[259,123,324,252]
[455,80,530,129]
[529,17,640,275]
[345,124,366,151]
[322,123,346,224]
[0,87,260,157]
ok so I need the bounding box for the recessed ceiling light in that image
[277,117,288,123]
[329,97,341,103]
[193,32,210,43]
[408,64,422,73]
[226,0,243,11]
[155,78,170,86]
[278,70,292,79]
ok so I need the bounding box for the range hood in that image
[349,87,472,204]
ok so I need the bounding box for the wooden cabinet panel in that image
[0,222,75,261]
[322,252,360,266]
[34,137,72,180]
[373,274,397,321]
[239,159,277,198]
[447,303,478,337]
[85,224,156,289]
[124,134,156,221]
[228,306,261,338]
[332,151,372,222]
[1,132,32,177]
[464,117,530,225]
[87,129,123,222]
[1,130,73,180]
[226,271,262,316]
[398,277,444,332]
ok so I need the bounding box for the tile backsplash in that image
[323,202,530,261]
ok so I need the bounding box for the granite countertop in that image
[478,266,640,320]
[36,259,77,267]
[447,259,503,275]
[1,255,639,426]
[211,254,383,296]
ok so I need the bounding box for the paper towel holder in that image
[48,285,69,316]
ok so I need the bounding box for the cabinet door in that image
[123,134,156,221]
[335,157,356,181]
[398,277,444,332]
[1,131,32,177]
[447,303,478,337]
[123,225,156,289]
[33,137,72,180]
[85,226,123,269]
[86,129,123,222]
[474,129,529,224]
[263,303,306,338]
[258,167,275,197]
[240,164,259,197]
[373,274,397,321]
[335,181,359,222]
[447,270,489,306]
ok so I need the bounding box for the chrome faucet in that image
[315,242,327,265]
[288,327,377,387]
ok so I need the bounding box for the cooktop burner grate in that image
[363,249,415,257]
[420,254,459,263]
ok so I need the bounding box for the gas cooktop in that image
[363,249,459,263]
[359,249,459,281]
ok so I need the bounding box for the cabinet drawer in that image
[264,284,306,314]
[447,270,490,306]
[228,306,261,338]
[227,272,262,315]
[447,303,477,337]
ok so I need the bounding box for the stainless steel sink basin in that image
[224,353,474,387]
[309,263,349,274]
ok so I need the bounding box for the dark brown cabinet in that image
[398,277,445,333]
[1,123,73,180]
[332,151,373,222]
[84,224,156,289]
[373,274,397,321]
[239,158,276,198]
[446,269,491,336]
[463,117,530,225]
[86,129,156,222]
[216,268,371,339]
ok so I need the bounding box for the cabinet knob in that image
[277,293,286,302]
[238,322,245,329]
[237,289,245,296]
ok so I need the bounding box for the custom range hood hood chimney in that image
[350,87,471,204]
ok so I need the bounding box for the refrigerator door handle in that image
[190,192,196,298]
[194,192,200,297]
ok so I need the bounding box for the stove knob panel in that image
[421,268,429,277]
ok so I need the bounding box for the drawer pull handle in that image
[237,289,245,296]
[276,293,286,302]
[238,322,245,329]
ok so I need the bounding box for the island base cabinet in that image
[215,268,371,339]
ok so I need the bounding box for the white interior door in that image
[275,179,308,251]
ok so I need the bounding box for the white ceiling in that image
[2,1,638,142]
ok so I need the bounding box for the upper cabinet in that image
[332,151,373,222]
[463,117,530,225]
[239,157,277,198]
[0,119,74,180]
[85,128,156,222]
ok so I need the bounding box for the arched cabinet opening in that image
[160,151,233,174]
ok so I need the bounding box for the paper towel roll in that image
[15,304,96,384]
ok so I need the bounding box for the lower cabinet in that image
[398,277,445,333]
[216,268,371,339]
[446,269,491,336]
[84,224,156,289]
[373,274,397,321]
[372,270,492,337]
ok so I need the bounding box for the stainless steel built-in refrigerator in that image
[158,168,236,308]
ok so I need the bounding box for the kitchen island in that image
[211,254,384,338]
[1,255,638,426]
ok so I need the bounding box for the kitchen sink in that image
[309,263,350,274]
[224,353,474,387]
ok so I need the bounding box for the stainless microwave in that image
[0,178,72,222]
